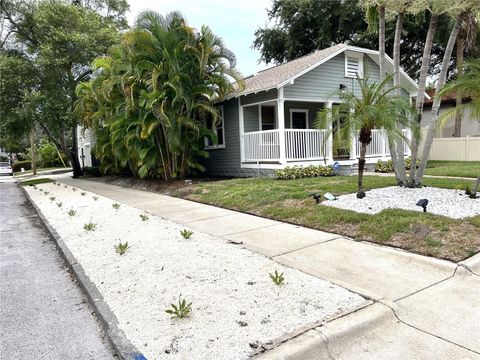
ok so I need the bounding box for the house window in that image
[205,106,225,149]
[289,109,309,129]
[261,106,275,130]
[345,52,363,78]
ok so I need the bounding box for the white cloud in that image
[126,0,273,76]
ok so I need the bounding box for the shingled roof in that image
[232,44,348,98]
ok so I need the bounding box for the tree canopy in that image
[253,0,479,80]
[0,0,127,175]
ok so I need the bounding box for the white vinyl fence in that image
[427,136,480,161]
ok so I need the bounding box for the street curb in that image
[20,184,147,360]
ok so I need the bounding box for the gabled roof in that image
[230,43,425,99]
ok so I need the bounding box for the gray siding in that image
[243,105,260,132]
[202,98,241,174]
[284,101,325,129]
[284,53,384,101]
[240,89,278,106]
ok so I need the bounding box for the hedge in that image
[375,157,420,173]
[276,165,335,180]
[12,160,32,172]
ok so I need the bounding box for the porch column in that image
[277,88,287,165]
[238,98,245,162]
[326,101,333,161]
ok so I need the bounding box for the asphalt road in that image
[0,182,115,359]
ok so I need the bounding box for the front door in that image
[290,109,308,129]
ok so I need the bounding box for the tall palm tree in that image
[316,75,416,198]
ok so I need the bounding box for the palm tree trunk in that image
[379,5,386,81]
[391,12,406,185]
[453,35,464,137]
[357,142,368,198]
[409,13,439,187]
[416,13,465,184]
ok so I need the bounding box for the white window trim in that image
[345,51,364,78]
[289,109,309,129]
[205,105,225,150]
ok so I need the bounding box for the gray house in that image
[203,43,421,177]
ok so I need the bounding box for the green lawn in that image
[425,161,480,178]
[14,167,63,176]
[20,178,54,186]
[176,176,479,262]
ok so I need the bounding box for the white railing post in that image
[277,88,287,165]
[381,129,387,159]
[239,98,245,162]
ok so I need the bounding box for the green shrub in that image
[275,165,334,180]
[269,270,285,285]
[375,158,420,173]
[36,139,66,167]
[12,160,31,172]
[165,296,192,319]
[82,166,102,177]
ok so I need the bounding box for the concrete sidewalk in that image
[57,176,480,359]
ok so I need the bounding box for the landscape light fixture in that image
[309,193,322,204]
[339,84,347,93]
[416,199,429,212]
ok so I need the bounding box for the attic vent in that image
[346,58,359,77]
[345,52,363,78]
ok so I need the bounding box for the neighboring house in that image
[421,89,480,138]
[203,43,421,177]
[77,126,96,168]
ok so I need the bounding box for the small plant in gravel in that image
[83,222,97,231]
[44,191,49,195]
[114,241,130,255]
[93,196,98,201]
[81,192,86,196]
[49,196,55,201]
[68,209,76,216]
[165,296,192,319]
[180,229,193,239]
[139,214,149,221]
[33,185,37,190]
[56,183,61,186]
[64,185,68,188]
[72,188,77,191]
[56,202,63,208]
[269,270,285,286]
[112,203,121,210]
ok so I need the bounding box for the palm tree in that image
[316,75,416,198]
[76,11,243,180]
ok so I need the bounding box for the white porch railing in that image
[242,128,410,163]
[355,129,410,158]
[285,129,329,161]
[242,129,330,162]
[242,129,281,161]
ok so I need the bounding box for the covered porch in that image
[239,94,410,169]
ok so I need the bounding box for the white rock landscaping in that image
[25,183,368,359]
[323,186,480,219]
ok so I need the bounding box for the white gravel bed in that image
[323,186,480,219]
[25,182,367,359]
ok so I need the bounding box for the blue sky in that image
[127,0,273,77]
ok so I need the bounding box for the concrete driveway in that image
[0,183,114,359]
